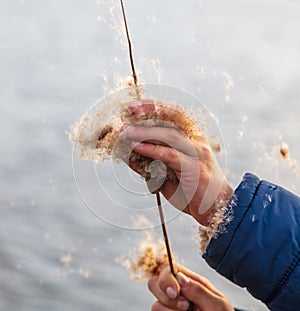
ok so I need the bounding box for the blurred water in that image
[0,0,299,310]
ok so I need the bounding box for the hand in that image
[122,100,233,226]
[148,264,234,311]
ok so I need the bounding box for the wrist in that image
[198,181,234,252]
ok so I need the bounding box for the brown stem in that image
[155,192,175,277]
[119,0,140,99]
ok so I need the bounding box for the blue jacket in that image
[203,173,300,311]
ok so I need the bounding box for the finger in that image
[128,100,189,125]
[128,99,172,117]
[176,272,232,310]
[148,268,179,301]
[148,277,190,311]
[124,126,198,158]
[131,142,200,208]
[151,300,195,311]
[177,266,222,296]
[128,157,190,213]
[151,300,175,311]
[149,266,191,311]
[148,277,176,306]
[157,265,180,295]
[131,142,189,174]
[128,99,156,115]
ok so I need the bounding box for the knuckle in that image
[182,281,203,301]
[151,144,160,154]
[194,144,213,167]
[200,144,212,159]
[150,144,168,162]
[161,148,175,162]
[201,276,209,284]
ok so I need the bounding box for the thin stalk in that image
[156,192,195,311]
[119,0,140,99]
[119,2,194,310]
[155,192,175,277]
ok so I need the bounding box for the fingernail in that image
[129,101,143,107]
[176,272,190,288]
[166,286,177,299]
[177,299,190,311]
[131,141,144,148]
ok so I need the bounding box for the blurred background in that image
[0,0,299,310]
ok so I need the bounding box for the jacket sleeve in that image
[203,173,300,311]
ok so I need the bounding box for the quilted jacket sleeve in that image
[203,173,300,311]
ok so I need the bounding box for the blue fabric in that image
[203,173,300,311]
